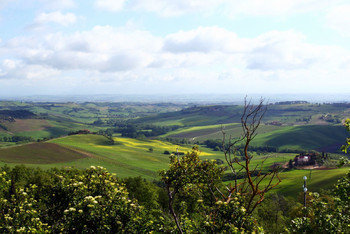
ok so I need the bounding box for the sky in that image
[0,0,350,97]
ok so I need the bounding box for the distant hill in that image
[132,102,350,127]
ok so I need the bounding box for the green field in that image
[0,142,87,164]
[161,123,349,152]
[251,125,349,151]
[0,133,347,196]
[267,167,349,197]
[134,103,350,127]
[49,135,209,179]
[0,101,349,195]
[0,134,294,178]
[161,123,282,141]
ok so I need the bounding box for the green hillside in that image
[0,134,295,179]
[0,142,87,164]
[133,103,350,127]
[161,123,282,141]
[0,133,347,196]
[251,125,349,151]
[269,167,349,197]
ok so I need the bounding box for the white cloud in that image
[3,25,161,73]
[162,27,331,71]
[94,0,342,17]
[0,59,60,80]
[34,11,77,26]
[246,31,317,70]
[1,25,350,94]
[224,0,335,17]
[95,0,126,12]
[163,26,248,53]
[39,0,75,9]
[326,5,350,37]
[129,0,224,17]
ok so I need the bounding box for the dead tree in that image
[221,97,281,215]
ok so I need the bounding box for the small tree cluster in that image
[160,147,259,233]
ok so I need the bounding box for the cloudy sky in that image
[0,0,350,96]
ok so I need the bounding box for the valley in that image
[0,100,348,197]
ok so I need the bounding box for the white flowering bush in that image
[0,172,49,232]
[0,166,164,233]
[54,166,156,233]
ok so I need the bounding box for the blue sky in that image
[0,0,350,96]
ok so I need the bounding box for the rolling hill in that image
[0,142,87,164]
[251,125,349,152]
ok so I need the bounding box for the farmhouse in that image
[294,153,317,166]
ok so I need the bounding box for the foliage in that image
[341,118,350,153]
[0,166,164,233]
[0,135,34,143]
[0,109,36,119]
[255,194,297,233]
[160,147,260,233]
[289,171,350,233]
[123,176,160,210]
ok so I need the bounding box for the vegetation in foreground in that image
[0,160,348,233]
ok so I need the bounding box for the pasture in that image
[0,142,87,164]
[0,133,347,195]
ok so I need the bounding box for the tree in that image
[0,166,164,233]
[288,159,294,169]
[160,98,278,233]
[341,118,350,153]
[220,98,281,216]
[160,147,225,233]
[289,172,350,233]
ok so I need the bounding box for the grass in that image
[162,123,282,142]
[49,134,214,179]
[160,123,240,138]
[252,125,349,151]
[0,133,347,195]
[270,167,349,197]
[0,142,87,164]
[4,119,51,133]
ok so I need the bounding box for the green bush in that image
[0,166,164,233]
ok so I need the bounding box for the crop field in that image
[0,142,87,164]
[135,103,350,127]
[49,134,212,179]
[0,134,295,178]
[251,125,349,151]
[162,123,349,152]
[4,119,50,132]
[162,123,282,141]
[0,133,348,195]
